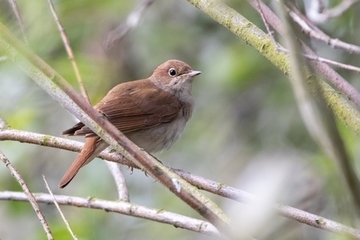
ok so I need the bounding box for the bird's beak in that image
[188,70,201,77]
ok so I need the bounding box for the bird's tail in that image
[59,137,107,188]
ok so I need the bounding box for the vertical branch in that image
[105,161,130,201]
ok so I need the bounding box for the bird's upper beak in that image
[188,70,201,77]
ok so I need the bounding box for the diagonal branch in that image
[247,0,360,111]
[0,151,54,239]
[7,0,28,44]
[42,175,78,240]
[186,0,360,137]
[46,0,89,103]
[286,1,360,55]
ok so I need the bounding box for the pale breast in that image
[125,103,193,153]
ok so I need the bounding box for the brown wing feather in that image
[62,122,85,135]
[63,79,182,137]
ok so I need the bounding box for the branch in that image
[257,1,360,72]
[105,161,130,201]
[287,2,360,55]
[43,175,77,240]
[0,126,136,168]
[46,0,89,103]
[0,151,54,239]
[1,127,360,238]
[276,0,360,213]
[174,170,360,238]
[247,0,360,111]
[0,191,220,236]
[7,0,28,44]
[186,0,360,138]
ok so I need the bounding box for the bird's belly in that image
[126,117,188,153]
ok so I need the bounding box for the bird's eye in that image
[168,68,177,76]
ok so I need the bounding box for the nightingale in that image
[59,59,201,188]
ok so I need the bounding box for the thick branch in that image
[247,0,360,126]
[187,0,360,136]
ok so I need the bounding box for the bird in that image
[59,59,201,188]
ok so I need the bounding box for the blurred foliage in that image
[0,0,360,239]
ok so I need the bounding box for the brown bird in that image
[59,59,201,188]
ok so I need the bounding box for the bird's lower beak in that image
[188,70,201,77]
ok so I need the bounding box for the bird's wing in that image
[63,80,183,137]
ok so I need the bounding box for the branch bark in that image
[1,126,360,238]
[187,0,360,136]
[0,191,220,236]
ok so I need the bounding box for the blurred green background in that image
[1,0,360,239]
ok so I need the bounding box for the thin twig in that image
[42,175,78,240]
[302,53,360,73]
[46,0,90,103]
[0,151,54,240]
[0,191,220,236]
[256,0,278,48]
[277,45,360,73]
[104,0,155,49]
[7,0,28,44]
